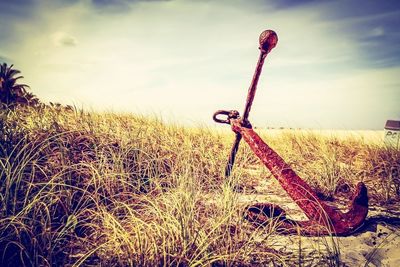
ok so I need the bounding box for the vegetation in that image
[0,104,399,266]
[0,63,39,108]
[1,63,399,266]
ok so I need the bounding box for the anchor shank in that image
[223,30,278,177]
[242,51,267,125]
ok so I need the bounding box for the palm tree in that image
[0,63,30,107]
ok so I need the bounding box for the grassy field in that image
[1,106,399,266]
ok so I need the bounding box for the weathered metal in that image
[221,30,278,177]
[231,118,368,235]
[213,30,369,236]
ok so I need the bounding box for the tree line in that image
[1,63,72,111]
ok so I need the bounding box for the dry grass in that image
[0,106,399,266]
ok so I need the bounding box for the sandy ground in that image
[236,168,400,266]
[209,128,399,265]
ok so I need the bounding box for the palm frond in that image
[0,63,37,108]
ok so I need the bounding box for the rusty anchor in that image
[213,30,368,236]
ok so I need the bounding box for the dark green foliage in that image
[0,63,39,108]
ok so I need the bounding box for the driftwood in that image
[213,30,368,236]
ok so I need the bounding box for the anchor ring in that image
[213,110,240,124]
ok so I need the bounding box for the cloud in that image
[0,0,36,18]
[306,1,400,68]
[0,0,37,46]
[90,0,170,13]
[91,0,132,12]
[1,0,399,129]
[315,0,400,20]
[368,27,385,37]
[269,0,324,9]
[51,32,78,47]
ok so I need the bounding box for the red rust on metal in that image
[213,29,368,236]
[242,30,278,125]
[231,119,368,236]
[259,30,278,54]
[222,30,278,177]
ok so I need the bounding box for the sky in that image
[0,0,399,129]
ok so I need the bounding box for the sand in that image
[237,172,400,266]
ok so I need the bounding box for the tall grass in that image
[0,106,399,266]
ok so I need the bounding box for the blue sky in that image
[1,0,399,129]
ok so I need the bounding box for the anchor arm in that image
[230,118,368,236]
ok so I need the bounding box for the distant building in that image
[384,120,400,149]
